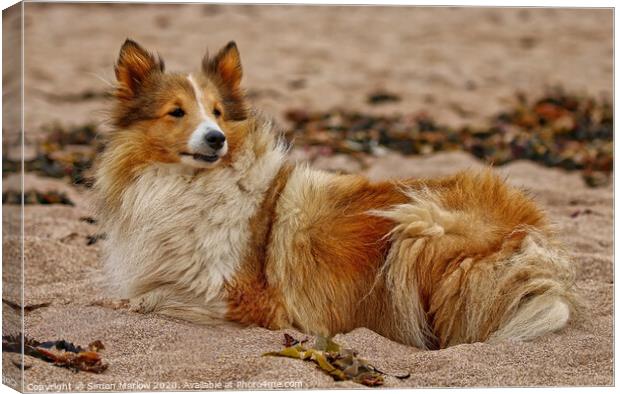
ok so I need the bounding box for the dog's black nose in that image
[204,130,226,150]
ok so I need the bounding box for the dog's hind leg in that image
[373,189,468,348]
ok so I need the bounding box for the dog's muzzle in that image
[181,122,228,167]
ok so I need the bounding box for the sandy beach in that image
[2,4,613,390]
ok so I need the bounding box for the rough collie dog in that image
[95,39,578,349]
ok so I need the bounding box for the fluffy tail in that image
[374,170,579,349]
[484,232,578,343]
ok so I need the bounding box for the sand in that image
[2,3,613,391]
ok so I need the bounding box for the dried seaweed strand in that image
[2,334,107,374]
[264,334,409,387]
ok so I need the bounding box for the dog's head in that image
[112,39,248,169]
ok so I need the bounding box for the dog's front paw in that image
[128,296,154,314]
[90,298,130,310]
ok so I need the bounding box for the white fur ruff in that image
[100,123,286,321]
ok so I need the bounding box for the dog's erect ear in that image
[203,41,243,91]
[202,41,247,120]
[115,39,164,100]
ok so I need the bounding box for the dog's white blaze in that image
[187,74,209,120]
[185,73,228,163]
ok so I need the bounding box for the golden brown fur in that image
[96,40,579,350]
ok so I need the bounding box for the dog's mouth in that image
[180,152,220,163]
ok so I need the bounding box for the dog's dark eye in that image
[169,108,185,118]
[213,107,222,118]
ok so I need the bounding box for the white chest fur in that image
[102,150,283,312]
[99,119,287,322]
